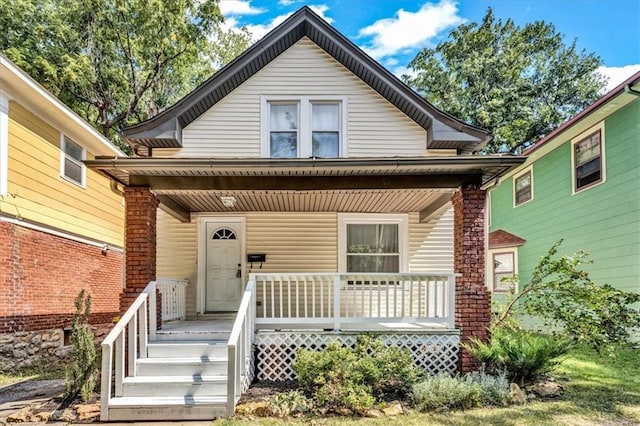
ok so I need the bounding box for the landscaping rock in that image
[365,408,384,417]
[531,380,563,398]
[382,401,403,416]
[76,402,101,421]
[236,401,271,417]
[51,407,75,422]
[6,407,31,422]
[510,383,527,404]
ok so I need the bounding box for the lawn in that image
[0,357,68,387]
[216,344,640,426]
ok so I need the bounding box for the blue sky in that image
[218,0,640,90]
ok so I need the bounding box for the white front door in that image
[205,223,243,312]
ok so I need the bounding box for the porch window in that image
[513,167,533,206]
[493,251,515,292]
[262,96,345,158]
[60,135,85,187]
[573,130,603,192]
[338,214,408,273]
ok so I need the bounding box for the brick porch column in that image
[452,184,491,373]
[122,187,161,325]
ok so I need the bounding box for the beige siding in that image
[3,101,124,246]
[408,208,454,272]
[163,37,427,158]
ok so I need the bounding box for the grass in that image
[216,344,640,426]
[0,356,68,387]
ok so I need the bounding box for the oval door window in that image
[212,227,237,240]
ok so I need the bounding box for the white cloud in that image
[278,0,297,5]
[245,4,333,41]
[597,64,640,92]
[391,65,418,81]
[219,0,264,17]
[358,0,464,60]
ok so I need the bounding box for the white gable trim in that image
[0,94,8,195]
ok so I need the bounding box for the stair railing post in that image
[149,281,157,341]
[333,275,341,331]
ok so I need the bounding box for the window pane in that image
[515,172,531,204]
[312,103,339,130]
[347,224,398,253]
[270,132,297,158]
[270,104,298,130]
[347,255,399,273]
[493,253,514,274]
[312,132,339,157]
[64,138,83,161]
[575,133,600,165]
[64,158,83,183]
[576,158,601,188]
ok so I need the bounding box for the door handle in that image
[236,264,242,278]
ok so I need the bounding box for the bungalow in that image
[89,7,526,421]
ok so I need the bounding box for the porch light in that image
[220,196,236,208]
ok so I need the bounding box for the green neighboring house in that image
[487,71,640,299]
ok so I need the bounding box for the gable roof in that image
[489,229,526,249]
[121,6,490,154]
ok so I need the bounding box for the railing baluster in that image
[115,332,124,397]
[128,314,136,376]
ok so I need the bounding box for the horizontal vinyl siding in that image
[490,100,640,294]
[408,208,454,272]
[171,38,427,158]
[3,101,124,246]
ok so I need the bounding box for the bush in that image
[411,374,482,411]
[268,390,312,417]
[465,327,571,384]
[468,370,512,407]
[293,335,419,413]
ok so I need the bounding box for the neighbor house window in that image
[573,130,603,192]
[492,251,515,292]
[60,135,85,186]
[262,96,345,158]
[338,214,407,273]
[513,167,533,206]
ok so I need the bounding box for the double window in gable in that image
[513,166,533,207]
[573,129,604,192]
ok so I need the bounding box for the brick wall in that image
[452,184,491,372]
[0,221,123,333]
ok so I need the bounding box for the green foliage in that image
[495,240,640,354]
[411,374,482,411]
[0,0,251,151]
[268,390,313,417]
[293,336,419,414]
[468,370,513,407]
[404,8,606,153]
[63,290,98,404]
[465,327,571,385]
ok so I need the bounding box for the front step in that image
[106,396,228,421]
[122,375,227,397]
[136,357,227,376]
[155,330,230,341]
[147,341,228,358]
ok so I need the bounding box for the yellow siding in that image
[408,208,454,272]
[162,38,427,158]
[2,101,124,246]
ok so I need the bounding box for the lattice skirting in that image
[255,331,460,381]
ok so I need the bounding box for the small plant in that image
[268,390,313,417]
[411,374,482,411]
[465,327,571,384]
[63,289,98,404]
[468,370,512,407]
[293,335,419,414]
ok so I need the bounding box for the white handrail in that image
[226,279,256,416]
[100,281,157,421]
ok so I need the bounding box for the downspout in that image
[110,179,124,197]
[624,84,640,97]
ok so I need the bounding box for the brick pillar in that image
[453,184,491,373]
[122,187,160,323]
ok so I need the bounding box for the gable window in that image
[492,251,516,292]
[573,130,603,192]
[338,214,407,273]
[262,96,346,158]
[60,136,85,187]
[513,167,533,206]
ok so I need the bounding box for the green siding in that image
[490,100,640,294]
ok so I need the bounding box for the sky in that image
[217,0,640,91]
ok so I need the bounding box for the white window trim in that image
[260,95,347,158]
[571,123,606,195]
[338,213,408,273]
[488,247,519,293]
[59,134,86,188]
[0,94,8,196]
[512,165,534,207]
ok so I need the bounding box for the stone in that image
[33,411,53,421]
[0,335,14,344]
[31,334,42,345]
[364,408,384,418]
[381,402,403,416]
[235,401,271,417]
[76,403,101,421]
[51,408,75,422]
[510,383,527,404]
[7,407,32,422]
[12,349,27,358]
[530,380,563,398]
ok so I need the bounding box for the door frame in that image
[197,216,246,314]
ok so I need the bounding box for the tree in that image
[404,9,607,153]
[0,0,251,152]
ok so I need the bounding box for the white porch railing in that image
[252,273,456,330]
[157,278,188,321]
[100,281,157,421]
[227,278,256,415]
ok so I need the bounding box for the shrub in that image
[268,390,312,417]
[468,370,512,407]
[465,327,571,384]
[63,290,99,404]
[293,335,419,413]
[411,374,482,411]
